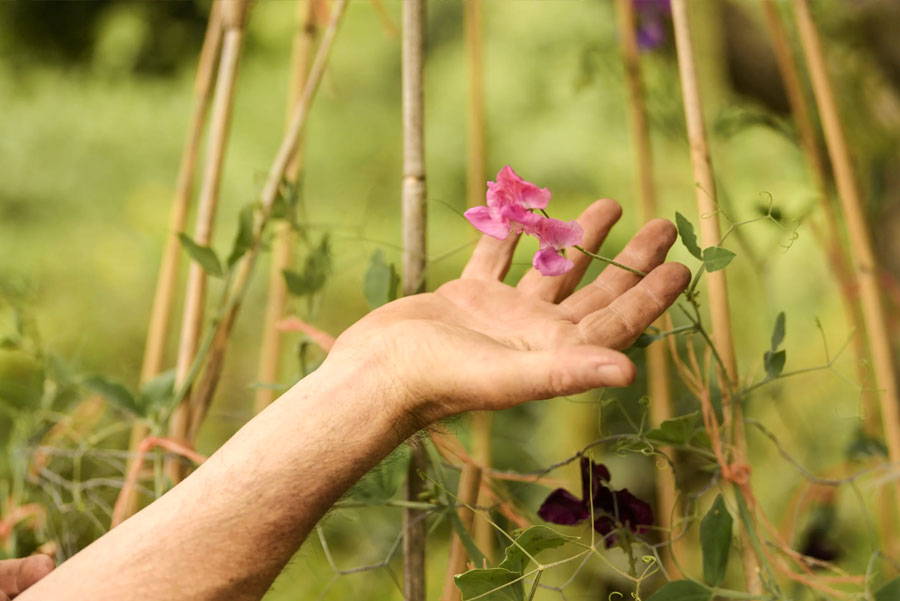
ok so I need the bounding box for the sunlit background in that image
[1,0,899,598]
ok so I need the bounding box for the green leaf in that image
[178,233,224,278]
[646,412,708,447]
[497,526,572,573]
[700,495,732,586]
[675,212,702,260]
[770,311,786,351]
[84,375,142,417]
[138,369,176,416]
[701,246,735,272]
[447,507,488,569]
[227,204,255,267]
[283,235,331,297]
[875,577,900,601]
[646,580,712,601]
[763,349,786,379]
[455,568,523,601]
[363,250,399,309]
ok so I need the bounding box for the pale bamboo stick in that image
[760,0,877,436]
[463,0,495,566]
[792,0,900,538]
[120,2,223,518]
[166,0,251,482]
[253,0,320,415]
[440,464,482,601]
[180,0,350,439]
[670,0,760,591]
[613,0,679,578]
[402,0,428,598]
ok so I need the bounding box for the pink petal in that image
[532,247,574,276]
[494,165,551,210]
[464,206,510,239]
[533,217,584,249]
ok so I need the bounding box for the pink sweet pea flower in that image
[464,166,583,276]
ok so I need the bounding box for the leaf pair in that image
[675,212,735,273]
[646,494,732,601]
[283,235,332,297]
[455,526,572,601]
[178,204,257,278]
[645,411,710,449]
[84,369,175,421]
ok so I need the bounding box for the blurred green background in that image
[1,0,899,598]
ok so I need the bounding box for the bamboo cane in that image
[440,463,482,601]
[120,2,223,517]
[792,0,900,540]
[180,0,350,439]
[462,0,495,566]
[759,0,877,436]
[253,0,321,415]
[670,0,760,591]
[166,0,250,482]
[402,0,428,598]
[613,0,679,578]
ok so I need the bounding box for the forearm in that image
[20,358,416,601]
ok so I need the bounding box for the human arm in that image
[18,199,688,601]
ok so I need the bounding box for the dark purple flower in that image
[537,458,654,547]
[633,0,672,51]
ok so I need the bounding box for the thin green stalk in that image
[573,245,647,277]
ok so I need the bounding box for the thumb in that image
[0,555,55,597]
[480,345,636,409]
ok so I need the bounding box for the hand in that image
[0,555,54,600]
[328,199,689,424]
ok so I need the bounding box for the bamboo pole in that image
[440,464,482,601]
[253,0,320,415]
[792,0,900,537]
[613,0,679,578]
[166,0,250,482]
[670,0,760,592]
[402,0,428,598]
[120,3,223,517]
[759,0,877,436]
[178,0,350,440]
[463,0,495,566]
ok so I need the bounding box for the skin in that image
[15,199,689,601]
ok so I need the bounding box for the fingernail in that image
[596,363,625,384]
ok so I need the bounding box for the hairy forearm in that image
[20,358,416,601]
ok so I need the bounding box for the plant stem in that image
[670,0,759,592]
[573,245,647,277]
[613,0,679,578]
[463,0,495,565]
[760,0,878,437]
[792,0,900,539]
[253,0,320,415]
[180,0,350,439]
[402,0,429,598]
[440,463,482,601]
[120,0,223,517]
[166,0,250,483]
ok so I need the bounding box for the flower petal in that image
[464,206,509,240]
[533,217,584,250]
[495,165,551,210]
[614,488,655,533]
[532,247,574,276]
[579,458,612,503]
[537,489,590,526]
[593,516,619,548]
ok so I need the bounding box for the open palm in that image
[330,199,689,420]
